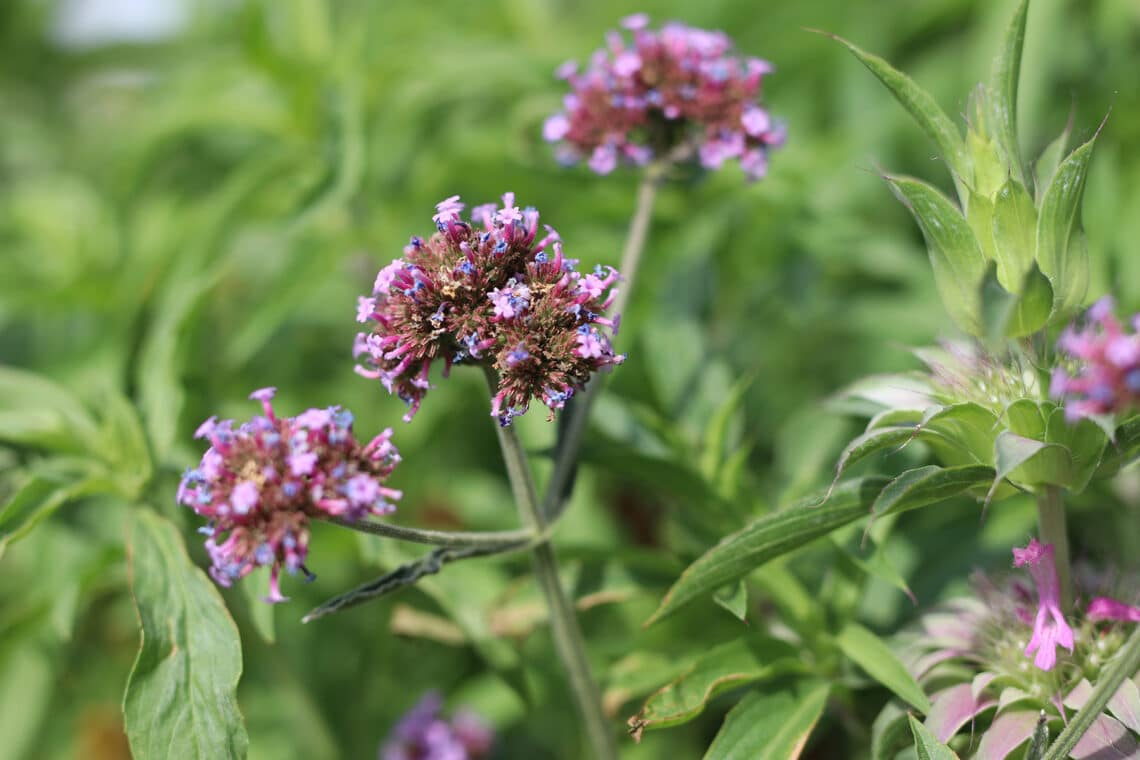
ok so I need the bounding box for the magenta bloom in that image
[380,692,493,760]
[178,388,402,603]
[1051,297,1140,421]
[543,15,783,179]
[354,194,625,425]
[1011,539,1074,671]
[1087,596,1140,623]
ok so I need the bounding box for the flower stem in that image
[540,161,665,522]
[1037,485,1073,614]
[327,516,534,548]
[485,369,617,760]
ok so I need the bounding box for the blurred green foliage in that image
[1,0,1138,758]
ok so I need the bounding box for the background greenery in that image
[1,0,1138,758]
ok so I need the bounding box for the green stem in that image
[1036,486,1072,614]
[485,369,617,760]
[1042,626,1140,760]
[540,162,665,522]
[327,516,533,548]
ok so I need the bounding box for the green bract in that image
[835,0,1099,337]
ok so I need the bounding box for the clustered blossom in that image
[889,540,1140,756]
[543,14,784,179]
[355,193,626,425]
[1051,297,1140,421]
[178,388,402,603]
[380,692,493,760]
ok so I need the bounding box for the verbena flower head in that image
[380,691,493,760]
[543,14,784,179]
[1051,297,1140,421]
[884,541,1140,757]
[355,194,625,425]
[178,388,402,603]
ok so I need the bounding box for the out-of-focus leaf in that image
[0,640,55,760]
[0,470,112,556]
[907,714,960,760]
[1034,125,1071,204]
[699,375,752,481]
[646,477,888,626]
[990,180,1036,291]
[123,509,248,760]
[986,0,1028,185]
[1036,130,1099,319]
[97,387,153,499]
[980,262,1053,339]
[834,427,923,480]
[987,432,1071,501]
[886,175,987,335]
[703,679,830,760]
[627,636,801,737]
[837,623,932,713]
[241,575,276,644]
[827,33,969,197]
[0,365,100,453]
[872,702,910,760]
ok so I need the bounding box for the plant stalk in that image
[327,516,534,548]
[1036,485,1072,614]
[540,161,665,522]
[485,370,617,759]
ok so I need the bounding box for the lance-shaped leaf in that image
[0,365,101,453]
[985,431,1072,505]
[703,680,830,760]
[887,176,987,335]
[908,715,960,760]
[0,469,114,556]
[826,33,969,197]
[834,427,922,480]
[123,509,248,760]
[990,179,1037,291]
[645,478,888,626]
[872,703,911,760]
[1037,129,1100,318]
[980,262,1053,339]
[1034,121,1072,204]
[627,636,801,738]
[870,464,994,520]
[975,709,1040,760]
[986,0,1029,185]
[837,623,932,713]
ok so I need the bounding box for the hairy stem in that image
[485,369,617,759]
[540,162,665,522]
[1036,486,1072,614]
[327,516,534,548]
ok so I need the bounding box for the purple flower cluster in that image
[355,193,625,425]
[543,14,783,179]
[1051,297,1140,421]
[380,692,493,760]
[178,388,402,603]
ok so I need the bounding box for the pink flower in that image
[1086,597,1140,623]
[1052,297,1140,420]
[1011,540,1075,671]
[543,15,782,179]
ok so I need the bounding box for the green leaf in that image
[980,262,1053,339]
[908,714,961,760]
[1034,124,1072,204]
[870,465,992,522]
[834,427,922,480]
[986,0,1029,184]
[832,535,915,602]
[0,365,101,453]
[713,580,749,623]
[1043,408,1108,494]
[919,402,1002,466]
[990,180,1037,291]
[700,375,753,482]
[703,680,830,760]
[872,702,911,760]
[628,636,801,736]
[646,477,888,626]
[0,471,111,556]
[886,176,987,335]
[988,431,1072,499]
[836,623,932,713]
[1036,129,1100,318]
[827,33,969,197]
[123,509,248,760]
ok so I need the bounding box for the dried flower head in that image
[1051,297,1140,421]
[543,14,783,179]
[178,388,402,603]
[380,691,493,760]
[887,540,1140,756]
[355,194,625,425]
